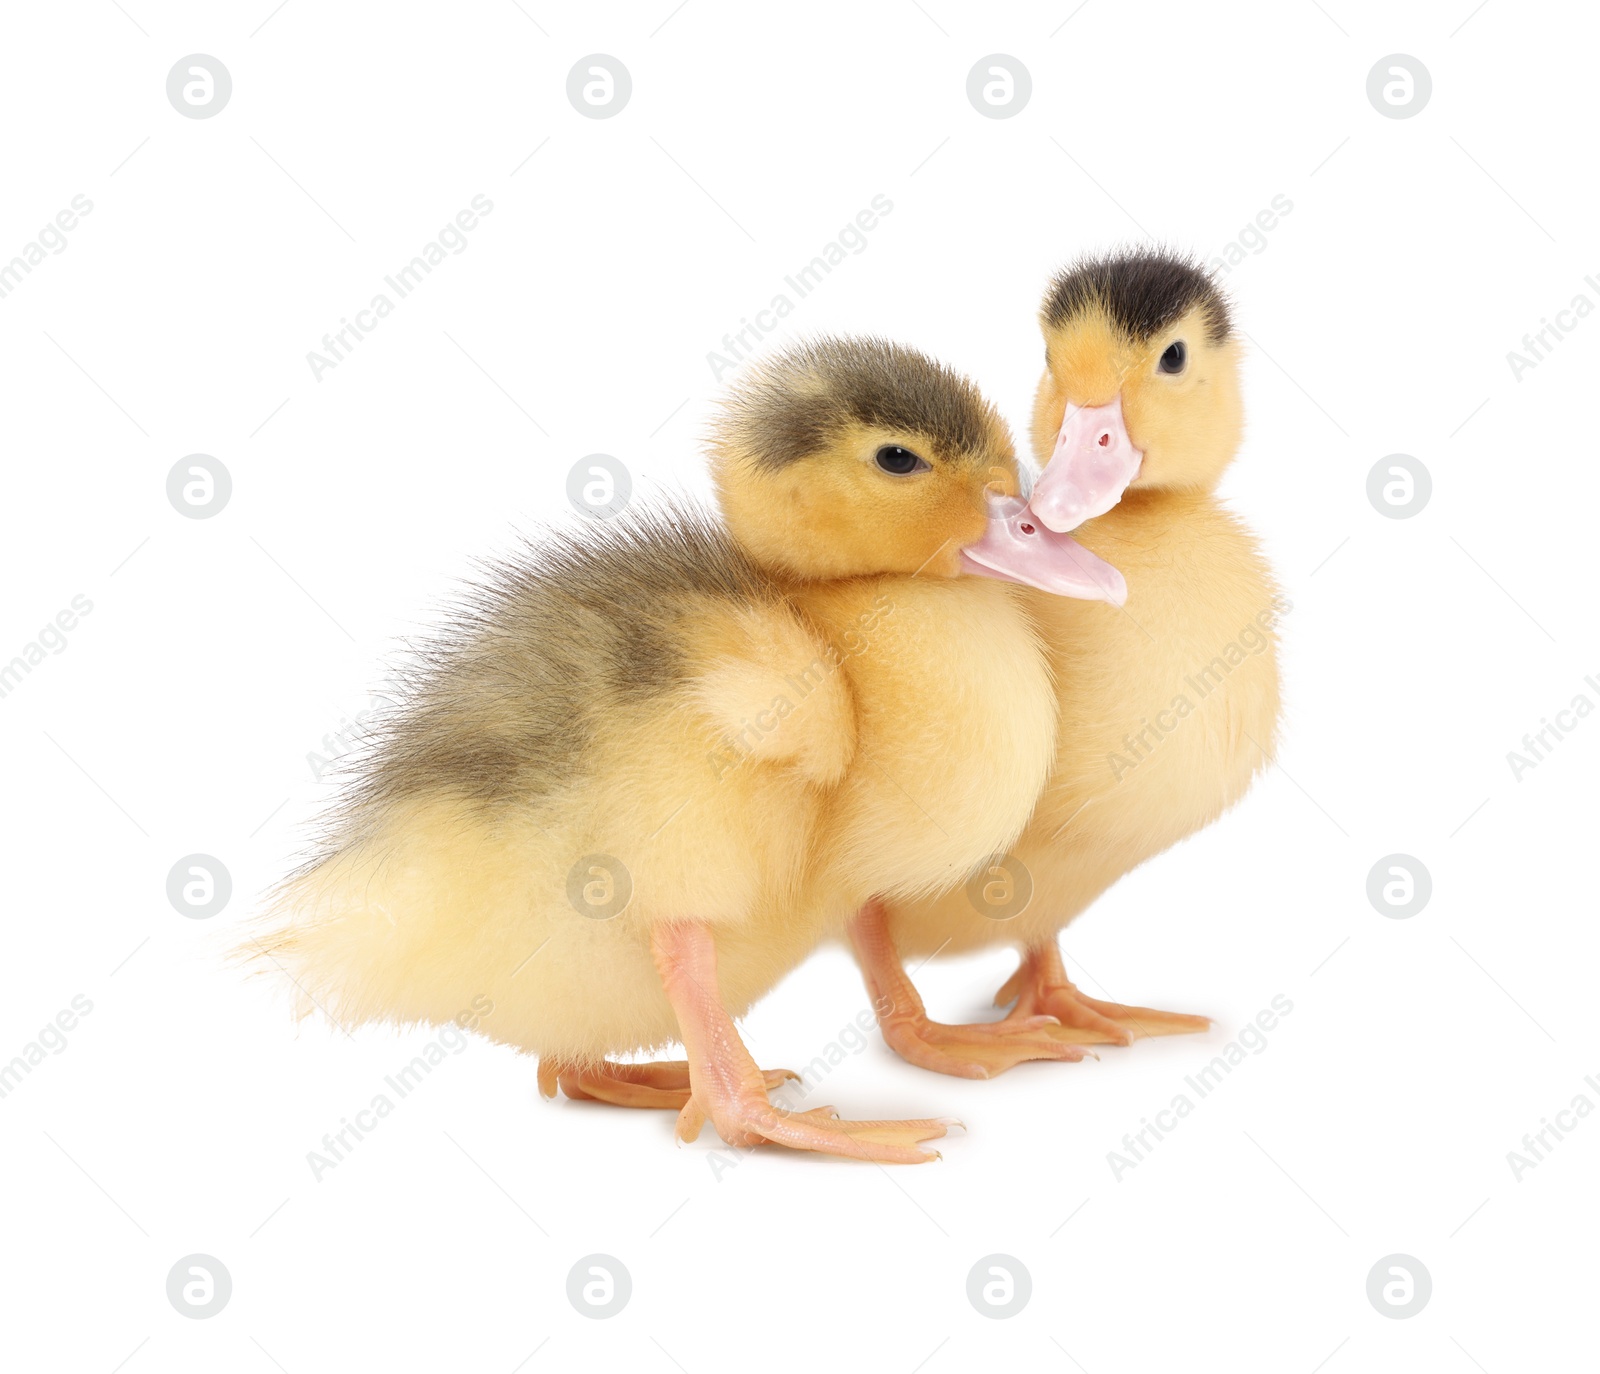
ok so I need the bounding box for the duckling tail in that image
[239,795,546,1034]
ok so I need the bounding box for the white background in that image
[2,1,1595,1370]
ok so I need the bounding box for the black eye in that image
[874,445,929,475]
[1158,341,1187,374]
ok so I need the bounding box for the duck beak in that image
[959,491,1128,605]
[974,393,1142,605]
[1028,394,1143,532]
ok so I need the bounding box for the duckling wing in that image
[684,602,855,789]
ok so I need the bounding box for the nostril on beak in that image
[1097,432,1111,448]
[1019,523,1035,535]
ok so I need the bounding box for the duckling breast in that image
[795,576,1057,906]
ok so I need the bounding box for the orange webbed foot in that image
[849,899,1096,1079]
[995,945,1211,1046]
[877,1006,1095,1079]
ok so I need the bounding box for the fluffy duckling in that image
[852,251,1284,1076]
[253,337,1099,1159]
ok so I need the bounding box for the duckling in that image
[252,337,1101,1158]
[851,250,1283,1076]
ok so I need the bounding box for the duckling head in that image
[1026,248,1242,541]
[712,336,1112,599]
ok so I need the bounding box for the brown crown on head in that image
[717,336,1008,472]
[1042,248,1231,345]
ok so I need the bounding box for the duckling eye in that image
[1158,341,1187,375]
[874,445,930,475]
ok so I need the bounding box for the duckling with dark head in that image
[852,250,1283,1076]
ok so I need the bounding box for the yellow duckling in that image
[252,337,1100,1159]
[853,250,1284,1076]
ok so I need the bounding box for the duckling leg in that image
[848,900,1095,1079]
[652,921,950,1163]
[538,1058,797,1110]
[996,941,1211,1045]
